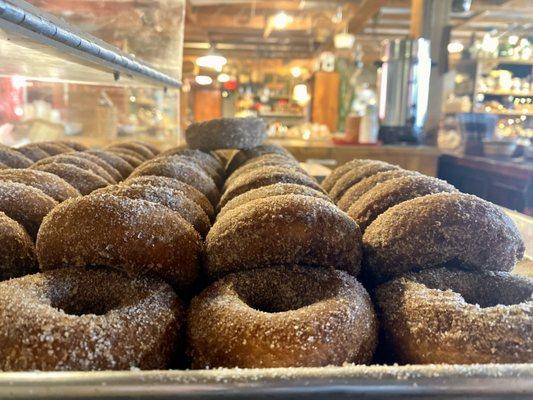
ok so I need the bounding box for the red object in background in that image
[0,77,24,122]
[223,80,238,91]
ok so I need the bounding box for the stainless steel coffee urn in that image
[377,38,431,143]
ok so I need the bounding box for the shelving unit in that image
[0,0,181,88]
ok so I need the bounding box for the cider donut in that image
[155,155,223,188]
[129,158,220,205]
[159,148,225,178]
[185,117,267,150]
[123,176,215,221]
[107,142,155,160]
[224,153,301,190]
[206,195,362,279]
[0,146,32,168]
[225,144,293,174]
[34,154,116,183]
[130,141,160,156]
[32,142,72,156]
[337,169,421,211]
[0,169,80,202]
[31,163,109,195]
[85,150,134,179]
[37,194,202,291]
[322,159,382,193]
[14,144,50,162]
[188,265,378,368]
[219,165,323,209]
[0,266,183,371]
[217,183,332,221]
[375,267,533,364]
[347,175,457,231]
[74,152,122,182]
[329,161,400,202]
[106,149,144,168]
[0,181,58,240]
[93,184,211,237]
[56,140,88,152]
[363,192,525,284]
[0,212,37,281]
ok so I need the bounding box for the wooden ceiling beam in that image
[346,0,388,34]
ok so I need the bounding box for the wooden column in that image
[311,72,340,133]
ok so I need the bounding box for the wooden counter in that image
[272,140,441,176]
[438,154,533,215]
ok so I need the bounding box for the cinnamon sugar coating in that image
[85,150,134,179]
[185,117,267,150]
[219,165,323,209]
[15,144,50,162]
[0,169,80,202]
[375,267,533,363]
[159,148,225,178]
[188,265,377,368]
[206,194,362,279]
[0,145,33,168]
[337,169,421,211]
[30,142,73,156]
[0,181,57,240]
[363,192,525,283]
[225,144,293,174]
[106,149,144,168]
[0,266,183,371]
[107,142,155,160]
[347,175,457,231]
[31,162,109,195]
[0,212,38,280]
[74,152,122,182]
[33,154,116,183]
[36,194,202,291]
[322,159,383,193]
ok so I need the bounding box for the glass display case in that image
[0,0,184,148]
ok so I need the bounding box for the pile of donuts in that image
[0,115,530,372]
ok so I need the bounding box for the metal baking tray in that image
[0,364,532,399]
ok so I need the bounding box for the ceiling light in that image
[447,41,464,53]
[217,73,231,83]
[272,12,293,30]
[290,67,302,78]
[195,75,213,85]
[334,33,356,49]
[196,54,227,72]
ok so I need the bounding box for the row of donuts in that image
[323,159,532,363]
[0,140,162,281]
[188,142,380,368]
[1,140,232,370]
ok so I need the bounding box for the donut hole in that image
[232,270,335,313]
[421,271,532,308]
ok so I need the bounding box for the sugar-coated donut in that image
[363,192,525,284]
[0,146,33,168]
[0,169,80,202]
[375,267,533,364]
[0,181,58,240]
[337,169,421,211]
[74,152,122,182]
[159,148,225,178]
[31,162,109,195]
[219,165,323,209]
[329,161,399,202]
[130,141,160,156]
[37,194,202,291]
[85,150,134,179]
[188,265,377,368]
[14,144,50,162]
[185,117,267,150]
[155,155,224,188]
[93,184,211,237]
[34,154,116,183]
[322,159,382,193]
[225,144,293,174]
[0,212,37,281]
[0,266,183,371]
[347,175,457,231]
[32,142,73,156]
[224,153,301,190]
[217,183,332,221]
[107,142,155,160]
[129,158,219,205]
[0,162,6,169]
[56,140,88,152]
[206,195,362,279]
[106,149,144,168]
[124,175,215,221]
